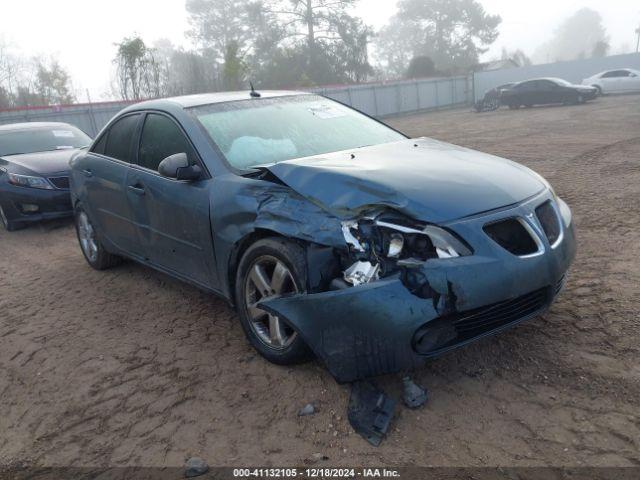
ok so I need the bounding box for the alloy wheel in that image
[77,211,98,262]
[244,255,299,349]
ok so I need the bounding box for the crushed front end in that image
[260,189,576,383]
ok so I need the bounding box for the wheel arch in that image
[227,228,296,307]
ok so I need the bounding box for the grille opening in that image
[536,201,561,246]
[453,288,548,340]
[483,219,538,256]
[48,176,70,189]
[413,287,550,355]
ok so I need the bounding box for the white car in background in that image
[582,69,640,95]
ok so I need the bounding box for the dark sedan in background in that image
[0,122,91,231]
[501,78,598,109]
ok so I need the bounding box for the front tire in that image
[74,206,122,270]
[235,237,313,365]
[593,85,602,97]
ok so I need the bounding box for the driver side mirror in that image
[158,152,201,181]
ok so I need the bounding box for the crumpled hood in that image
[1,149,78,175]
[266,138,546,223]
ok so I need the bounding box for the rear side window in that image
[104,114,140,162]
[138,113,196,172]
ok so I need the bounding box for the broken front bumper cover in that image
[261,193,577,384]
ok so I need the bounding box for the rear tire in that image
[74,205,122,270]
[235,237,313,365]
[0,204,24,232]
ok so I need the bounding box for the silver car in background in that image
[582,69,640,95]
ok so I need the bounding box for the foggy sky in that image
[2,0,638,101]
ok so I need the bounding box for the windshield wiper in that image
[1,152,27,157]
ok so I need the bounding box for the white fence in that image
[314,76,471,117]
[473,52,640,101]
[0,76,473,137]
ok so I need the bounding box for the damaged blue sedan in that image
[70,91,576,383]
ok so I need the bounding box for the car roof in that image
[596,68,639,75]
[128,90,312,111]
[0,121,76,132]
[515,77,569,85]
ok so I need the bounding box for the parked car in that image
[0,122,92,231]
[582,68,640,95]
[501,78,598,109]
[70,91,576,383]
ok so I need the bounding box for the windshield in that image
[0,125,92,157]
[192,95,406,169]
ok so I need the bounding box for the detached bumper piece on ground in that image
[348,381,396,447]
[347,377,428,446]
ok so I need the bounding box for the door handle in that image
[81,169,93,178]
[127,184,145,196]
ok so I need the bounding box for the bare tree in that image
[34,58,76,105]
[0,41,75,108]
[0,40,24,106]
[114,36,161,100]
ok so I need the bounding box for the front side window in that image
[191,95,405,170]
[138,114,196,172]
[0,125,91,157]
[103,114,140,163]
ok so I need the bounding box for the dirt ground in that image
[1,95,639,469]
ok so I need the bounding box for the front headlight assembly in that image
[342,216,472,264]
[555,197,572,228]
[7,173,53,190]
[375,220,472,260]
[339,215,472,287]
